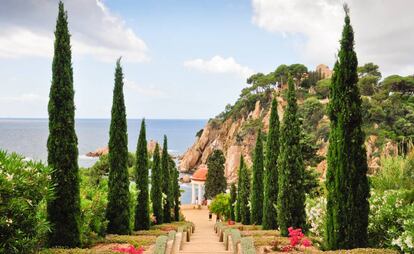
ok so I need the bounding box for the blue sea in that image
[0,118,207,204]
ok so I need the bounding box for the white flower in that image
[6,173,13,181]
[6,218,13,226]
[404,235,413,249]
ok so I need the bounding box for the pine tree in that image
[277,76,306,236]
[229,183,237,221]
[235,155,244,222]
[205,150,227,199]
[151,144,163,224]
[47,1,80,247]
[262,98,280,230]
[251,131,264,225]
[325,5,369,250]
[161,135,172,223]
[239,162,251,225]
[170,157,181,221]
[106,58,130,235]
[134,119,150,230]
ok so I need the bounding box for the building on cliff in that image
[316,64,333,79]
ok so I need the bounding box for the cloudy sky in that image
[0,0,413,119]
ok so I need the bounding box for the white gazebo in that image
[191,164,208,205]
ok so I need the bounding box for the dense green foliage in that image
[217,64,307,121]
[161,136,172,223]
[301,70,323,88]
[0,151,53,253]
[205,150,227,199]
[151,144,163,224]
[315,78,331,99]
[262,98,280,230]
[170,157,181,222]
[371,151,414,192]
[306,153,414,253]
[79,171,108,246]
[277,76,306,236]
[209,193,231,220]
[369,189,414,253]
[89,153,135,185]
[325,8,370,250]
[47,2,81,247]
[235,156,244,222]
[134,120,150,230]
[238,160,251,225]
[229,183,237,221]
[250,131,264,225]
[106,59,130,235]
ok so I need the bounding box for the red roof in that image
[192,164,208,181]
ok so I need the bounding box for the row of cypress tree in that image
[233,76,304,236]
[150,135,181,225]
[47,1,181,247]
[231,6,369,250]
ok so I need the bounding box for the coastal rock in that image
[181,175,191,183]
[86,146,109,157]
[225,145,242,183]
[147,139,159,155]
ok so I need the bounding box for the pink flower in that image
[302,238,312,247]
[113,245,144,254]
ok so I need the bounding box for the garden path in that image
[180,206,231,254]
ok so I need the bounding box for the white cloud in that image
[184,55,255,79]
[124,79,167,98]
[0,0,148,62]
[252,0,414,76]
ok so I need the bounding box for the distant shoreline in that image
[0,117,208,121]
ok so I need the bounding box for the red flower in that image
[285,227,313,250]
[113,245,144,254]
[302,238,312,247]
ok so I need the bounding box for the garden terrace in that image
[39,222,194,254]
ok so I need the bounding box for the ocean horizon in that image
[0,118,207,204]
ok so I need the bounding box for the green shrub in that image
[369,189,414,253]
[89,153,136,184]
[210,193,231,220]
[79,172,109,246]
[371,152,414,191]
[305,196,326,238]
[0,151,53,253]
[300,97,325,132]
[305,189,414,253]
[315,79,331,99]
[358,76,378,96]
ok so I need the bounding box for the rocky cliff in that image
[179,95,286,183]
[179,93,399,183]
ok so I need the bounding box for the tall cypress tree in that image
[151,144,163,224]
[106,58,130,235]
[229,183,237,221]
[235,155,244,222]
[325,5,369,250]
[262,98,280,230]
[161,135,171,223]
[277,76,306,236]
[47,1,80,247]
[170,157,181,221]
[205,150,227,199]
[239,162,251,225]
[134,119,150,230]
[251,131,264,225]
